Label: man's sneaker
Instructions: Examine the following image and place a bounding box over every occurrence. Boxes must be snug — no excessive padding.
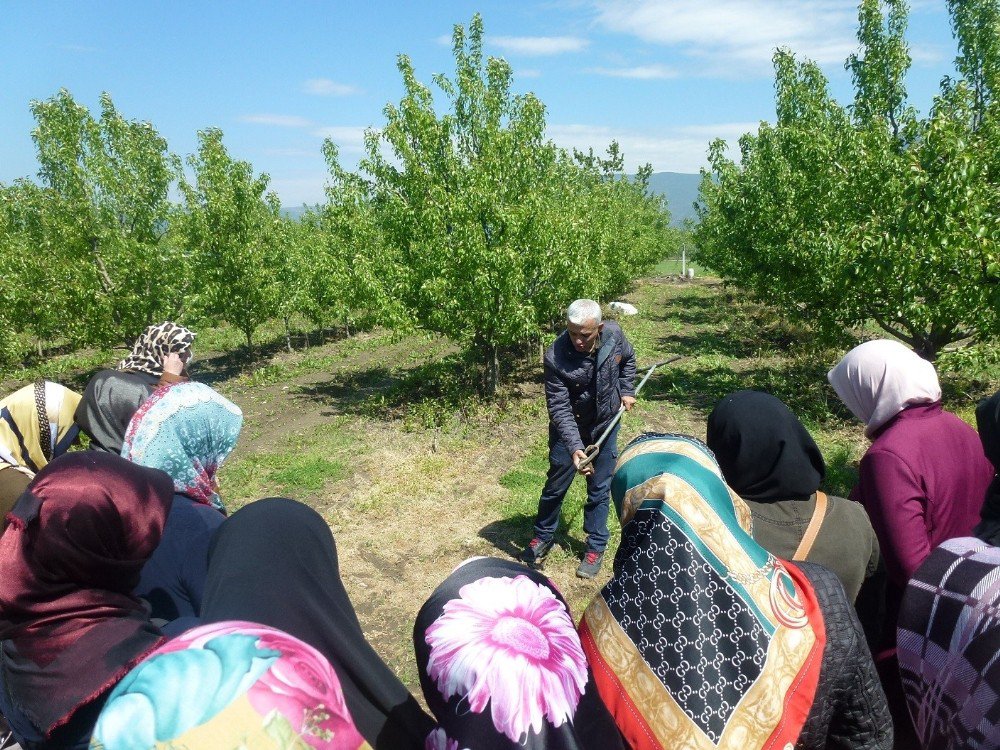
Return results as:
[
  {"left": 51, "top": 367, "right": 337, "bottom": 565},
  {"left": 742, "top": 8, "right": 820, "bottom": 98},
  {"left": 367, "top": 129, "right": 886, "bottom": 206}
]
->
[
  {"left": 576, "top": 550, "right": 605, "bottom": 579},
  {"left": 520, "top": 537, "right": 553, "bottom": 566}
]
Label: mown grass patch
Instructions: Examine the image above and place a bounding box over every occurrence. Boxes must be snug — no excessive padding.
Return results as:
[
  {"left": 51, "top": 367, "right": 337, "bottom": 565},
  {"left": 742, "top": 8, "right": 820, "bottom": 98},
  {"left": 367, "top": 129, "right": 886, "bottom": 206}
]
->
[
  {"left": 221, "top": 417, "right": 359, "bottom": 509},
  {"left": 222, "top": 452, "right": 348, "bottom": 509}
]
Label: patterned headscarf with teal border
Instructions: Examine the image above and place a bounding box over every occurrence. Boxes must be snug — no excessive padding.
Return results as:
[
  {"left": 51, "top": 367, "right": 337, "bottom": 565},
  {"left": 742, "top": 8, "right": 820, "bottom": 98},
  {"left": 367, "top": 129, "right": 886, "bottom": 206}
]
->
[
  {"left": 122, "top": 382, "right": 242, "bottom": 512},
  {"left": 579, "top": 432, "right": 823, "bottom": 749}
]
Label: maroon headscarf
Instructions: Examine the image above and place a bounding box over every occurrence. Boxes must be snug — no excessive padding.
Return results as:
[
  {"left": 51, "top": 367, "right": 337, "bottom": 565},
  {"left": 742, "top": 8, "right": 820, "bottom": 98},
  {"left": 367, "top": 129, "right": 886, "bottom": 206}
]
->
[{"left": 0, "top": 452, "right": 172, "bottom": 737}]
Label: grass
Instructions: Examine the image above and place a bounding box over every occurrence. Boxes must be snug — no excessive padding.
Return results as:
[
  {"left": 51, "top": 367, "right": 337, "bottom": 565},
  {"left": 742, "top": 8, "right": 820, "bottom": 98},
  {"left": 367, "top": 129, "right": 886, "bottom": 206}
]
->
[
  {"left": 221, "top": 418, "right": 359, "bottom": 510},
  {"left": 652, "top": 257, "right": 703, "bottom": 277}
]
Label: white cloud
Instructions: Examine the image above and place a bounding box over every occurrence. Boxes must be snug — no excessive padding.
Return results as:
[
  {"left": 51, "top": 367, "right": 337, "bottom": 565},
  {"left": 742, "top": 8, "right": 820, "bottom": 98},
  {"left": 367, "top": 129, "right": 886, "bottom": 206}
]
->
[
  {"left": 240, "top": 114, "right": 314, "bottom": 128},
  {"left": 909, "top": 43, "right": 948, "bottom": 67},
  {"left": 587, "top": 63, "right": 677, "bottom": 79},
  {"left": 311, "top": 126, "right": 370, "bottom": 154},
  {"left": 302, "top": 78, "right": 360, "bottom": 96},
  {"left": 546, "top": 121, "right": 763, "bottom": 173},
  {"left": 517, "top": 68, "right": 543, "bottom": 78},
  {"left": 593, "top": 0, "right": 860, "bottom": 74},
  {"left": 491, "top": 35, "right": 589, "bottom": 56}
]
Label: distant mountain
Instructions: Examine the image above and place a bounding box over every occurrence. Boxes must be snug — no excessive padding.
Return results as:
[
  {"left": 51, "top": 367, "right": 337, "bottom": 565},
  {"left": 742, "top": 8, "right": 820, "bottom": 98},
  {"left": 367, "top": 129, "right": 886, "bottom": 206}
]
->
[
  {"left": 281, "top": 171, "right": 702, "bottom": 227},
  {"left": 280, "top": 205, "right": 316, "bottom": 220},
  {"left": 644, "top": 171, "right": 702, "bottom": 227}
]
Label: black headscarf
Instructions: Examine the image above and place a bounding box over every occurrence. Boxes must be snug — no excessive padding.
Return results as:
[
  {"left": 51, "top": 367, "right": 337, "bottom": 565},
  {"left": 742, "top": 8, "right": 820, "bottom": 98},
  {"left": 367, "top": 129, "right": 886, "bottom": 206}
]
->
[
  {"left": 414, "top": 556, "right": 624, "bottom": 750},
  {"left": 201, "top": 497, "right": 434, "bottom": 750},
  {"left": 974, "top": 392, "right": 1000, "bottom": 545},
  {"left": 706, "top": 390, "right": 825, "bottom": 502}
]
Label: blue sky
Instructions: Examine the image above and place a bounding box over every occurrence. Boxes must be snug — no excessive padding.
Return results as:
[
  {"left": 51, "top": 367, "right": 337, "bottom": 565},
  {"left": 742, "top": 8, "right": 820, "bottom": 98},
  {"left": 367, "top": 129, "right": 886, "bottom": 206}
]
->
[{"left": 2, "top": 1, "right": 958, "bottom": 206}]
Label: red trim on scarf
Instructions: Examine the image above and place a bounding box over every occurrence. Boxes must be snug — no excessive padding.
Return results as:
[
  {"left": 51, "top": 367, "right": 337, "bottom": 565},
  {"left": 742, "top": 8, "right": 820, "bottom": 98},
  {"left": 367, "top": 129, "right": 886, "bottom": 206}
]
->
[
  {"left": 578, "top": 617, "right": 664, "bottom": 750},
  {"left": 760, "top": 560, "right": 827, "bottom": 750},
  {"left": 45, "top": 635, "right": 166, "bottom": 737}
]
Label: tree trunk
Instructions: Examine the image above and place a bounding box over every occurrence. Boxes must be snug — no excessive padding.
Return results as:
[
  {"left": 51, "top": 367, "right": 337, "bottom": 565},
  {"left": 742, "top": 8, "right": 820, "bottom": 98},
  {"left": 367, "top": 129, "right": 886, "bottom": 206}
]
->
[
  {"left": 485, "top": 341, "right": 499, "bottom": 396},
  {"left": 283, "top": 316, "right": 293, "bottom": 353},
  {"left": 243, "top": 327, "right": 255, "bottom": 359}
]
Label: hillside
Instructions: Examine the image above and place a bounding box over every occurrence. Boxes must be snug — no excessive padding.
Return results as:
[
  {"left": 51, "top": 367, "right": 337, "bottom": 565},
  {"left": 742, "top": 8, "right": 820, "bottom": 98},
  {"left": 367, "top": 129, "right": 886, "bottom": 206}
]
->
[{"left": 646, "top": 171, "right": 701, "bottom": 226}]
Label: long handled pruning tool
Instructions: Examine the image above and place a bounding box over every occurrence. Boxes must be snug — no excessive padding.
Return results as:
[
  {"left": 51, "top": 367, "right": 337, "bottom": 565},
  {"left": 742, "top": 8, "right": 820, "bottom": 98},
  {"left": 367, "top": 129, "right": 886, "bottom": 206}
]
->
[{"left": 576, "top": 355, "right": 682, "bottom": 471}]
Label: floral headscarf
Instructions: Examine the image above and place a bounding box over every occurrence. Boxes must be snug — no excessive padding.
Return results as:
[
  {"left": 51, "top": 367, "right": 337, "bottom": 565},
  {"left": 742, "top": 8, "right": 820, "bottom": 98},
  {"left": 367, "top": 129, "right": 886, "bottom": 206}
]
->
[
  {"left": 122, "top": 382, "right": 242, "bottom": 511},
  {"left": 827, "top": 339, "right": 940, "bottom": 437},
  {"left": 117, "top": 321, "right": 195, "bottom": 377},
  {"left": 90, "top": 621, "right": 368, "bottom": 750},
  {"left": 413, "top": 557, "right": 624, "bottom": 750},
  {"left": 579, "top": 433, "right": 825, "bottom": 750},
  {"left": 0, "top": 380, "right": 81, "bottom": 477}
]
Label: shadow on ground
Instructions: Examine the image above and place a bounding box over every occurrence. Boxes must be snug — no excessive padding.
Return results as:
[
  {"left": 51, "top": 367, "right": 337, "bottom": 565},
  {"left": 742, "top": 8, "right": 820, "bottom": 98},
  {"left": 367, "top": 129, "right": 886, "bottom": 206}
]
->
[
  {"left": 194, "top": 327, "right": 358, "bottom": 386},
  {"left": 295, "top": 353, "right": 542, "bottom": 423},
  {"left": 642, "top": 357, "right": 855, "bottom": 425},
  {"left": 478, "top": 515, "right": 590, "bottom": 560}
]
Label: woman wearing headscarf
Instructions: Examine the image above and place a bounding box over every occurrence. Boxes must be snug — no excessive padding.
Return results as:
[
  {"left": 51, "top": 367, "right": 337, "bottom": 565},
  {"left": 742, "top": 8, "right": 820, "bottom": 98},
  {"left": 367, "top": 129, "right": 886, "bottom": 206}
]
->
[
  {"left": 579, "top": 433, "right": 891, "bottom": 750},
  {"left": 0, "top": 380, "right": 81, "bottom": 523},
  {"left": 827, "top": 342, "right": 994, "bottom": 618},
  {"left": 75, "top": 321, "right": 195, "bottom": 454},
  {"left": 828, "top": 340, "right": 992, "bottom": 595},
  {"left": 414, "top": 556, "right": 624, "bottom": 750},
  {"left": 200, "top": 498, "right": 434, "bottom": 750},
  {"left": 706, "top": 390, "right": 880, "bottom": 603},
  {"left": 121, "top": 381, "right": 243, "bottom": 628},
  {"left": 896, "top": 537, "right": 1000, "bottom": 750},
  {"left": 974, "top": 391, "right": 1000, "bottom": 545},
  {"left": 89, "top": 620, "right": 369, "bottom": 749},
  {"left": 0, "top": 452, "right": 173, "bottom": 749},
  {"left": 828, "top": 339, "right": 993, "bottom": 747}
]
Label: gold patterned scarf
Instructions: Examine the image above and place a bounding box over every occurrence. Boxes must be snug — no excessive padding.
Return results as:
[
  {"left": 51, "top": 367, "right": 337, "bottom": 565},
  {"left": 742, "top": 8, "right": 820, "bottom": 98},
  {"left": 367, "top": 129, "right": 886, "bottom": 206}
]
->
[{"left": 579, "top": 434, "right": 825, "bottom": 750}]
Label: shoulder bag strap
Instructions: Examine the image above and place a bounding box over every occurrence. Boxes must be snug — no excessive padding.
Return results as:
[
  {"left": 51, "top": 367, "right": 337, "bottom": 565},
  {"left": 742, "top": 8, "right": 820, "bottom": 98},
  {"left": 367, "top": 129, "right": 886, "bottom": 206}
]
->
[{"left": 792, "top": 491, "right": 828, "bottom": 561}]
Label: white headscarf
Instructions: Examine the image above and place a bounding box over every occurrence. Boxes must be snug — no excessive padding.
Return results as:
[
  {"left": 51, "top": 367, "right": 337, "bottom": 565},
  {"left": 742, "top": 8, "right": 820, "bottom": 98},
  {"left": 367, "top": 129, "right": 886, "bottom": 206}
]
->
[{"left": 828, "top": 339, "right": 941, "bottom": 437}]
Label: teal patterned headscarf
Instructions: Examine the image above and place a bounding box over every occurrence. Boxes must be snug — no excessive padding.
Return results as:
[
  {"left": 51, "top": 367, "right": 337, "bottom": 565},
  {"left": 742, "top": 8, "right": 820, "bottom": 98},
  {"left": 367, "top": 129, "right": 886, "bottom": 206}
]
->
[{"left": 121, "top": 382, "right": 242, "bottom": 512}]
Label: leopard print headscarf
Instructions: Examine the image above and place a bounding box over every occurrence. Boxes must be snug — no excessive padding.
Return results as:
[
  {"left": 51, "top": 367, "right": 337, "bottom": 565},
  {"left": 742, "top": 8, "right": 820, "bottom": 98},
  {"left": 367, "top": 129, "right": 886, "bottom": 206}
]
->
[{"left": 117, "top": 321, "right": 196, "bottom": 377}]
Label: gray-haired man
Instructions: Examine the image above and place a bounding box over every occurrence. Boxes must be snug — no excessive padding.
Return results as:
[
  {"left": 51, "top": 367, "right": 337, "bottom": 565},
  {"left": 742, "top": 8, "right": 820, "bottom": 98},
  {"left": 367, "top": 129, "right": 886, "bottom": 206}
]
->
[{"left": 521, "top": 299, "right": 636, "bottom": 578}]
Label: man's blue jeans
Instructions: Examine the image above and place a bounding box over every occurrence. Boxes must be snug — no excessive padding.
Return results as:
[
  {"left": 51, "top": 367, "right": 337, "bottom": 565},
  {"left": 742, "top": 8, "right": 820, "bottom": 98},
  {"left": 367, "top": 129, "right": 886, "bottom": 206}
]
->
[{"left": 532, "top": 423, "right": 618, "bottom": 553}]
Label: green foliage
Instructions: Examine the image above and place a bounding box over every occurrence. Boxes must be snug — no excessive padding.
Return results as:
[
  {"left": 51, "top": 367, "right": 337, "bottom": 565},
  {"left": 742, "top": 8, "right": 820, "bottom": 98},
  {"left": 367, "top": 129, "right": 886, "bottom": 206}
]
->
[
  {"left": 325, "top": 14, "right": 673, "bottom": 393},
  {"left": 696, "top": 0, "right": 1000, "bottom": 359},
  {"left": 1, "top": 90, "right": 184, "bottom": 355},
  {"left": 179, "top": 128, "right": 284, "bottom": 351},
  {"left": 0, "top": 23, "right": 672, "bottom": 385}
]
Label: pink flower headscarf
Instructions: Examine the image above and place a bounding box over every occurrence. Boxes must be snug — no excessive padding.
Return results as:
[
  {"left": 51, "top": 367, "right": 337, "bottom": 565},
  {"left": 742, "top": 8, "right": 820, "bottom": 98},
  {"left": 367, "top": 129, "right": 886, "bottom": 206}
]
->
[
  {"left": 413, "top": 557, "right": 624, "bottom": 750},
  {"left": 828, "top": 339, "right": 941, "bottom": 437}
]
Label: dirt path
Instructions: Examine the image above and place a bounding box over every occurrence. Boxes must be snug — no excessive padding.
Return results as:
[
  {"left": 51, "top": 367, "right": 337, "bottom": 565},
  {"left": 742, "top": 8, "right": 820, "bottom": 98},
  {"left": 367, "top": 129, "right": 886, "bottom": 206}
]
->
[{"left": 206, "top": 281, "right": 704, "bottom": 694}]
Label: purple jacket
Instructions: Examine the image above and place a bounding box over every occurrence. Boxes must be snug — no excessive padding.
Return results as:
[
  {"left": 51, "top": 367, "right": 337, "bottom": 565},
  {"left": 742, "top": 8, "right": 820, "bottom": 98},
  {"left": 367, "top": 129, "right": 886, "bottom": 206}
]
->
[{"left": 851, "top": 402, "right": 993, "bottom": 649}]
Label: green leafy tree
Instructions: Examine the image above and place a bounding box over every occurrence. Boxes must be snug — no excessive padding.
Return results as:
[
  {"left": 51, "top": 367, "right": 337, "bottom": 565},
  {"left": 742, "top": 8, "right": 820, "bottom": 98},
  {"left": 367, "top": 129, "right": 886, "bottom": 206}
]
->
[
  {"left": 179, "top": 128, "right": 282, "bottom": 352},
  {"left": 334, "top": 15, "right": 672, "bottom": 392},
  {"left": 320, "top": 141, "right": 408, "bottom": 335},
  {"left": 696, "top": 0, "right": 1000, "bottom": 359},
  {"left": 25, "top": 89, "right": 184, "bottom": 346}
]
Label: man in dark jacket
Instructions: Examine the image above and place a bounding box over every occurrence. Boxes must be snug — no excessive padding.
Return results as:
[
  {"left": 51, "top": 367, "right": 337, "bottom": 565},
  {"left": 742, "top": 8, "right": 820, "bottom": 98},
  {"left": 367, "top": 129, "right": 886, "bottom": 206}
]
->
[{"left": 521, "top": 299, "right": 636, "bottom": 578}]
